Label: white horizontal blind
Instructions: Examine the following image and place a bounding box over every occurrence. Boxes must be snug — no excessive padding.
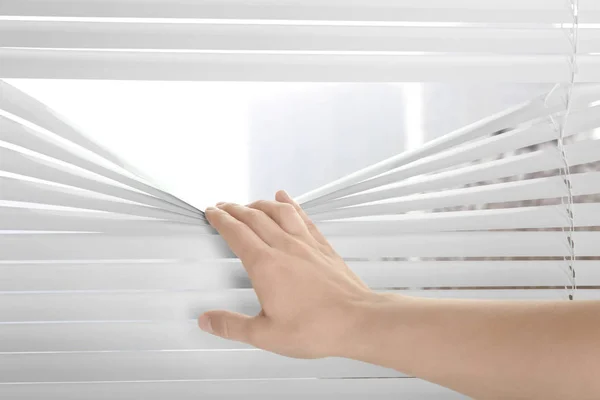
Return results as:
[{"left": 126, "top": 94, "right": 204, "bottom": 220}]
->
[
  {"left": 2, "top": 80, "right": 600, "bottom": 398},
  {"left": 1, "top": 1, "right": 600, "bottom": 399},
  {"left": 0, "top": 0, "right": 598, "bottom": 81}
]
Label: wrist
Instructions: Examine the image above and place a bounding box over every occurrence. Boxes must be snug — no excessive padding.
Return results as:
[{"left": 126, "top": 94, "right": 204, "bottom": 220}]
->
[{"left": 334, "top": 291, "right": 411, "bottom": 361}]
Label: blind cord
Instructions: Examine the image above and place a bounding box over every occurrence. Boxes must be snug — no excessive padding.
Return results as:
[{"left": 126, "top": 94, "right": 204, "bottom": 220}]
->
[{"left": 545, "top": 0, "right": 580, "bottom": 300}]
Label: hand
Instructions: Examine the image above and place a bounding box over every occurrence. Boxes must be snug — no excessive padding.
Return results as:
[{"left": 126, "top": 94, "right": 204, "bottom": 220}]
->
[
  {"left": 199, "top": 190, "right": 377, "bottom": 359},
  {"left": 199, "top": 192, "right": 600, "bottom": 400}
]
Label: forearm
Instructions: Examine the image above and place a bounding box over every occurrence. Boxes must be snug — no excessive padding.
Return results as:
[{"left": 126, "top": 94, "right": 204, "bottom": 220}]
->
[{"left": 344, "top": 294, "right": 600, "bottom": 400}]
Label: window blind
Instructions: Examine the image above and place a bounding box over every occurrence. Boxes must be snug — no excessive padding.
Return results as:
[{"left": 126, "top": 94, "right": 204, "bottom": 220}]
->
[
  {"left": 1, "top": 1, "right": 600, "bottom": 399},
  {"left": 0, "top": 0, "right": 598, "bottom": 82}
]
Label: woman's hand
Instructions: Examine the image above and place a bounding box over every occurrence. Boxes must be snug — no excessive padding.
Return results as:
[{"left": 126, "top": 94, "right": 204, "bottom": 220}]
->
[
  {"left": 199, "top": 190, "right": 377, "bottom": 359},
  {"left": 200, "top": 191, "right": 600, "bottom": 400}
]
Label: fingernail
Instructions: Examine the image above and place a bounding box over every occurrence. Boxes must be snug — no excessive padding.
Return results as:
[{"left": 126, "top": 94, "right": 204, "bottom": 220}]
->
[
  {"left": 198, "top": 315, "right": 213, "bottom": 333},
  {"left": 216, "top": 202, "right": 226, "bottom": 206},
  {"left": 279, "top": 190, "right": 291, "bottom": 201},
  {"left": 205, "top": 207, "right": 218, "bottom": 213}
]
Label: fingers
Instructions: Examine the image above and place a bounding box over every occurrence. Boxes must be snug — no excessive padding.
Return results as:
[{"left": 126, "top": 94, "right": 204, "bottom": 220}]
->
[
  {"left": 216, "top": 202, "right": 291, "bottom": 248},
  {"left": 275, "top": 190, "right": 331, "bottom": 248},
  {"left": 199, "top": 311, "right": 266, "bottom": 346},
  {"left": 205, "top": 207, "right": 269, "bottom": 266},
  {"left": 248, "top": 199, "right": 313, "bottom": 241}
]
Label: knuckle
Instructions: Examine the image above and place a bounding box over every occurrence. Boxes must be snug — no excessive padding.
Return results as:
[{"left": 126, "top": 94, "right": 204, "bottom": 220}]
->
[
  {"left": 279, "top": 203, "right": 296, "bottom": 215},
  {"left": 304, "top": 217, "right": 316, "bottom": 227},
  {"left": 244, "top": 208, "right": 265, "bottom": 224},
  {"left": 249, "top": 199, "right": 267, "bottom": 209},
  {"left": 276, "top": 203, "right": 296, "bottom": 221},
  {"left": 261, "top": 200, "right": 279, "bottom": 214}
]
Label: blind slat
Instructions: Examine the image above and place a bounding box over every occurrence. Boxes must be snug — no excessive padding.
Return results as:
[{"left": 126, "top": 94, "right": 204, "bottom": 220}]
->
[
  {"left": 1, "top": 260, "right": 599, "bottom": 293},
  {"left": 0, "top": 0, "right": 572, "bottom": 23},
  {"left": 0, "top": 350, "right": 404, "bottom": 382},
  {"left": 3, "top": 48, "right": 596, "bottom": 82},
  {"left": 4, "top": 202, "right": 600, "bottom": 235},
  {"left": 1, "top": 290, "right": 598, "bottom": 324},
  {"left": 317, "top": 203, "right": 600, "bottom": 233},
  {"left": 5, "top": 202, "right": 600, "bottom": 234},
  {"left": 0, "top": 378, "right": 464, "bottom": 400},
  {"left": 9, "top": 22, "right": 600, "bottom": 56},
  {"left": 0, "top": 207, "right": 206, "bottom": 234},
  {"left": 0, "top": 21, "right": 575, "bottom": 55},
  {"left": 1, "top": 232, "right": 598, "bottom": 261}
]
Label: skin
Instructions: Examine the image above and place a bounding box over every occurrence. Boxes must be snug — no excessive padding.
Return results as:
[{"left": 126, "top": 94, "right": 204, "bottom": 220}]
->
[{"left": 199, "top": 190, "right": 600, "bottom": 400}]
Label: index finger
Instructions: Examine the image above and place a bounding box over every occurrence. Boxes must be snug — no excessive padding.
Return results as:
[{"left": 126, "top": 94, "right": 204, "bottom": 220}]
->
[{"left": 205, "top": 207, "right": 270, "bottom": 267}]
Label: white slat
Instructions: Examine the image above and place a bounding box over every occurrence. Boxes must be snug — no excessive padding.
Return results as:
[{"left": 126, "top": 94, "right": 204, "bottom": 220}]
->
[
  {"left": 0, "top": 320, "right": 251, "bottom": 353},
  {"left": 305, "top": 138, "right": 600, "bottom": 212},
  {"left": 0, "top": 21, "right": 574, "bottom": 55},
  {"left": 0, "top": 378, "right": 466, "bottom": 400},
  {"left": 0, "top": 351, "right": 403, "bottom": 382},
  {"left": 1, "top": 232, "right": 598, "bottom": 261},
  {"left": 0, "top": 146, "right": 206, "bottom": 220},
  {"left": 0, "top": 232, "right": 233, "bottom": 261},
  {"left": 6, "top": 202, "right": 600, "bottom": 234},
  {"left": 0, "top": 0, "right": 572, "bottom": 23},
  {"left": 0, "top": 207, "right": 207, "bottom": 234},
  {"left": 316, "top": 203, "right": 600, "bottom": 233},
  {"left": 1, "top": 48, "right": 590, "bottom": 82},
  {"left": 0, "top": 177, "right": 203, "bottom": 224},
  {"left": 580, "top": 0, "right": 600, "bottom": 23},
  {"left": 1, "top": 290, "right": 598, "bottom": 324},
  {"left": 2, "top": 260, "right": 599, "bottom": 293}
]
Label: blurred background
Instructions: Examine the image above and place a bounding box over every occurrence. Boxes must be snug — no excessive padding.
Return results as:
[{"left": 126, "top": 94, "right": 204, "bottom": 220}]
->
[{"left": 6, "top": 80, "right": 551, "bottom": 209}]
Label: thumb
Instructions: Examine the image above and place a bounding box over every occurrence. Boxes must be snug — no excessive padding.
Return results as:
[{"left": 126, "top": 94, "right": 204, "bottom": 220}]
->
[{"left": 198, "top": 310, "right": 261, "bottom": 344}]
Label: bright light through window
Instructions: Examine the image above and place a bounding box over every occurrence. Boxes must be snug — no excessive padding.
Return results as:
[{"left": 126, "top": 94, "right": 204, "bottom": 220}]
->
[
  {"left": 6, "top": 80, "right": 263, "bottom": 209},
  {"left": 6, "top": 80, "right": 541, "bottom": 211}
]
